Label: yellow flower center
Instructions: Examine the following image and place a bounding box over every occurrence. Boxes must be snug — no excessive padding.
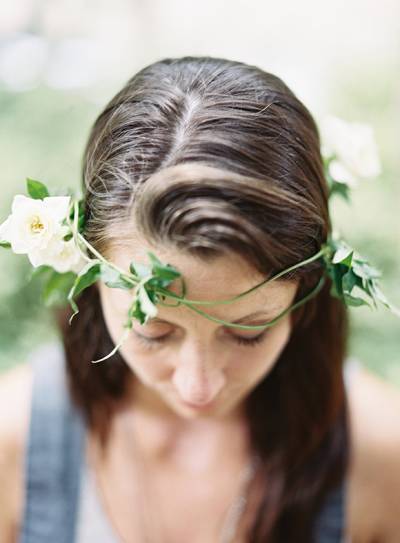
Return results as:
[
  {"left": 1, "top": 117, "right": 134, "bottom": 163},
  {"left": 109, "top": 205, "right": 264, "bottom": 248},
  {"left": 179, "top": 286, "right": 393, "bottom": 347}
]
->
[{"left": 30, "top": 215, "right": 45, "bottom": 234}]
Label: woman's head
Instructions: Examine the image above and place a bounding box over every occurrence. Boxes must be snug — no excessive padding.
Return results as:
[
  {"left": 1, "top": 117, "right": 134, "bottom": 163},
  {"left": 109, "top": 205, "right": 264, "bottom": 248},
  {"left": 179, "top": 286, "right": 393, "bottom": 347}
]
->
[
  {"left": 60, "top": 56, "right": 349, "bottom": 540},
  {"left": 98, "top": 222, "right": 298, "bottom": 419}
]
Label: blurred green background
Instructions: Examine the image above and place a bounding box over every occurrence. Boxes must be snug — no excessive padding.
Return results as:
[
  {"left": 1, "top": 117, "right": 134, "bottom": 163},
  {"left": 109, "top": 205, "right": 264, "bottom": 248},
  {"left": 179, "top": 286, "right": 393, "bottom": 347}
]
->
[{"left": 0, "top": 0, "right": 399, "bottom": 384}]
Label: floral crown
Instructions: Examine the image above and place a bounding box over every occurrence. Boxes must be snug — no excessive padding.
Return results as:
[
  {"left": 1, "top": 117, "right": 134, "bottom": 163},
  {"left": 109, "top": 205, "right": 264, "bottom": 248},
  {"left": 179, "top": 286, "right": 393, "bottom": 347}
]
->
[{"left": 1, "top": 115, "right": 399, "bottom": 363}]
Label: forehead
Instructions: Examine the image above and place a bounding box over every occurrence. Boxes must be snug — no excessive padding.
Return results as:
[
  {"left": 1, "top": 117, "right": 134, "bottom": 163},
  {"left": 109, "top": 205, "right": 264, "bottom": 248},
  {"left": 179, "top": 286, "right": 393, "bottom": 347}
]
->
[{"left": 107, "top": 239, "right": 298, "bottom": 311}]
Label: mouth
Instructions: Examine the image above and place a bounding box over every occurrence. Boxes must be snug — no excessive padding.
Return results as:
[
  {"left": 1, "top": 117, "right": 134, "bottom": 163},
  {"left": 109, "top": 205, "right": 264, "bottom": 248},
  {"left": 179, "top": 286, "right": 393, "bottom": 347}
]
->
[{"left": 181, "top": 399, "right": 216, "bottom": 410}]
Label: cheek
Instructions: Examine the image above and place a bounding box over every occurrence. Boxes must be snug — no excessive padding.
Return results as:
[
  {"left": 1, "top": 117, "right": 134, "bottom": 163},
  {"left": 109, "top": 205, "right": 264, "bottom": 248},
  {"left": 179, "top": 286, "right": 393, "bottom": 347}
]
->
[
  {"left": 99, "top": 284, "right": 293, "bottom": 390},
  {"left": 98, "top": 288, "right": 165, "bottom": 383},
  {"left": 119, "top": 342, "right": 171, "bottom": 385},
  {"left": 226, "top": 318, "right": 292, "bottom": 386},
  {"left": 98, "top": 286, "right": 130, "bottom": 339}
]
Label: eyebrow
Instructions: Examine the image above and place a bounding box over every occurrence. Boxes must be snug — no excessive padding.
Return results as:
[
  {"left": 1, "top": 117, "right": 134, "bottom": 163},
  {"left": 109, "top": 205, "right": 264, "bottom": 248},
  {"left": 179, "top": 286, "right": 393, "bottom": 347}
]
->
[{"left": 148, "top": 310, "right": 277, "bottom": 326}]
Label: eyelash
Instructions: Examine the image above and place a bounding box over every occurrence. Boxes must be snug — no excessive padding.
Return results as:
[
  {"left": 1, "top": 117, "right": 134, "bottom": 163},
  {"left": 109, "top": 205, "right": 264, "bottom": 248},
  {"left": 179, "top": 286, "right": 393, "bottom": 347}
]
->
[{"left": 134, "top": 331, "right": 268, "bottom": 349}]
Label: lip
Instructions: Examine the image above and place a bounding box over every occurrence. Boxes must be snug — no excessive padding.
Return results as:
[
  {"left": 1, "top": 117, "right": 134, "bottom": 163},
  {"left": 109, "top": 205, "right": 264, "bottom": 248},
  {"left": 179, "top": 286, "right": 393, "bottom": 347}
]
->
[{"left": 181, "top": 399, "right": 215, "bottom": 410}]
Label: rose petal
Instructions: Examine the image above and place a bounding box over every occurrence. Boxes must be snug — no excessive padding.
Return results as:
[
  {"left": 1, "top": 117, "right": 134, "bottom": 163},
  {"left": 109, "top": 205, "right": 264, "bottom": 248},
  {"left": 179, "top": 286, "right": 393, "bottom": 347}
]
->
[
  {"left": 329, "top": 160, "right": 359, "bottom": 187},
  {"left": 27, "top": 249, "right": 48, "bottom": 268},
  {"left": 0, "top": 215, "right": 12, "bottom": 242},
  {"left": 320, "top": 115, "right": 381, "bottom": 183},
  {"left": 43, "top": 196, "right": 71, "bottom": 222},
  {"left": 11, "top": 194, "right": 37, "bottom": 214}
]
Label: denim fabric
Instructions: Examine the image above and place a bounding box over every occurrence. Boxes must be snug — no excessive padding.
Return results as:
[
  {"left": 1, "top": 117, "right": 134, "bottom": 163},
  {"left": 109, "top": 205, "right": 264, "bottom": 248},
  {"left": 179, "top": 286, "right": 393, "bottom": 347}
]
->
[
  {"left": 19, "top": 343, "right": 84, "bottom": 543},
  {"left": 19, "top": 342, "right": 348, "bottom": 542}
]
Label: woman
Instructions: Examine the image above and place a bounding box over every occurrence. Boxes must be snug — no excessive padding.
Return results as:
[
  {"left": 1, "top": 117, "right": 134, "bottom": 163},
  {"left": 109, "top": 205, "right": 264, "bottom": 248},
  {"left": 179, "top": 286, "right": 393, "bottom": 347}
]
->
[{"left": 1, "top": 56, "right": 400, "bottom": 542}]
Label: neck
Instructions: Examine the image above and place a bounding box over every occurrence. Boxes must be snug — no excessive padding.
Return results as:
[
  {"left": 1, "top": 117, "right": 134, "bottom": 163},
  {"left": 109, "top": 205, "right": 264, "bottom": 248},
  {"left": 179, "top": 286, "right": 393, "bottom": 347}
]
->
[{"left": 115, "top": 375, "right": 250, "bottom": 467}]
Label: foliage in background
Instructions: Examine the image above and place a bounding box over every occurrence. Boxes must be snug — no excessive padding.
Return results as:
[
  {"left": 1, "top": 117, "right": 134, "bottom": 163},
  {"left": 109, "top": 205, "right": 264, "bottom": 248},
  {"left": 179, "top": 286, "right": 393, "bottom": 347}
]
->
[
  {"left": 326, "top": 63, "right": 400, "bottom": 384},
  {"left": 0, "top": 86, "right": 98, "bottom": 371}
]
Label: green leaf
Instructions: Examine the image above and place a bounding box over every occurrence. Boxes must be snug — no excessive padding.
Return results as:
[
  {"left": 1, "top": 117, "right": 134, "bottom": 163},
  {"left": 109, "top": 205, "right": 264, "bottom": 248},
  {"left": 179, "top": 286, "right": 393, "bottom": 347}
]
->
[
  {"left": 26, "top": 178, "right": 50, "bottom": 200},
  {"left": 100, "top": 264, "right": 133, "bottom": 290},
  {"left": 146, "top": 287, "right": 159, "bottom": 305},
  {"left": 343, "top": 293, "right": 370, "bottom": 307},
  {"left": 129, "top": 261, "right": 151, "bottom": 279},
  {"left": 0, "top": 240, "right": 11, "bottom": 248},
  {"left": 128, "top": 298, "right": 147, "bottom": 324},
  {"left": 147, "top": 251, "right": 181, "bottom": 282},
  {"left": 155, "top": 265, "right": 181, "bottom": 282},
  {"left": 352, "top": 260, "right": 381, "bottom": 280},
  {"left": 42, "top": 271, "right": 76, "bottom": 307},
  {"left": 147, "top": 251, "right": 163, "bottom": 268},
  {"left": 70, "top": 261, "right": 101, "bottom": 298},
  {"left": 328, "top": 264, "right": 345, "bottom": 297},
  {"left": 27, "top": 264, "right": 53, "bottom": 283},
  {"left": 146, "top": 276, "right": 174, "bottom": 289},
  {"left": 332, "top": 245, "right": 353, "bottom": 266},
  {"left": 329, "top": 180, "right": 350, "bottom": 202},
  {"left": 137, "top": 285, "right": 158, "bottom": 319},
  {"left": 76, "top": 200, "right": 86, "bottom": 233},
  {"left": 67, "top": 261, "right": 101, "bottom": 321},
  {"left": 342, "top": 269, "right": 358, "bottom": 294}
]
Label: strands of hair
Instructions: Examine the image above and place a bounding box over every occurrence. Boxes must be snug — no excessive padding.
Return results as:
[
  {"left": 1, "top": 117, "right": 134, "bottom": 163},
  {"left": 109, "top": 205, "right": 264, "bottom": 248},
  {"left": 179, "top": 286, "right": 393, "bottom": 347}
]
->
[{"left": 57, "top": 56, "right": 349, "bottom": 542}]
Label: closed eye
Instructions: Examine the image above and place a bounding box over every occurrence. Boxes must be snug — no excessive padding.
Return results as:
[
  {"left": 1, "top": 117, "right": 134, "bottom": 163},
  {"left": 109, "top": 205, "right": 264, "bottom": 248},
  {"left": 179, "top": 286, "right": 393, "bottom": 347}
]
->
[
  {"left": 133, "top": 330, "right": 269, "bottom": 349},
  {"left": 233, "top": 333, "right": 268, "bottom": 346}
]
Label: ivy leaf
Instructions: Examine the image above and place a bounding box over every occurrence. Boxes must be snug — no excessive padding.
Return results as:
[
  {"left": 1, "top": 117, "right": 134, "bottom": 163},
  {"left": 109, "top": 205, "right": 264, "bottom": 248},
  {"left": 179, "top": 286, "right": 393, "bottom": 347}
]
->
[
  {"left": 342, "top": 269, "right": 358, "bottom": 294},
  {"left": 42, "top": 270, "right": 76, "bottom": 307},
  {"left": 26, "top": 178, "right": 50, "bottom": 200},
  {"left": 332, "top": 246, "right": 353, "bottom": 266},
  {"left": 370, "top": 284, "right": 400, "bottom": 317},
  {"left": 67, "top": 261, "right": 101, "bottom": 321},
  {"left": 343, "top": 293, "right": 370, "bottom": 307},
  {"left": 352, "top": 260, "right": 381, "bottom": 280},
  {"left": 129, "top": 261, "right": 151, "bottom": 279},
  {"left": 75, "top": 200, "right": 86, "bottom": 233},
  {"left": 100, "top": 264, "right": 133, "bottom": 290},
  {"left": 128, "top": 297, "right": 147, "bottom": 325},
  {"left": 146, "top": 286, "right": 160, "bottom": 305},
  {"left": 27, "top": 264, "right": 54, "bottom": 283},
  {"left": 147, "top": 251, "right": 181, "bottom": 282},
  {"left": 327, "top": 264, "right": 345, "bottom": 298},
  {"left": 321, "top": 232, "right": 398, "bottom": 315},
  {"left": 0, "top": 240, "right": 11, "bottom": 248},
  {"left": 329, "top": 180, "right": 350, "bottom": 202},
  {"left": 137, "top": 285, "right": 158, "bottom": 319}
]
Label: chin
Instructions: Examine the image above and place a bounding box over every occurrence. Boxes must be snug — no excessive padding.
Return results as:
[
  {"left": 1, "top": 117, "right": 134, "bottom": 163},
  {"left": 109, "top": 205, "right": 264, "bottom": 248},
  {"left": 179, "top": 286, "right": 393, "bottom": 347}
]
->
[{"left": 177, "top": 397, "right": 240, "bottom": 421}]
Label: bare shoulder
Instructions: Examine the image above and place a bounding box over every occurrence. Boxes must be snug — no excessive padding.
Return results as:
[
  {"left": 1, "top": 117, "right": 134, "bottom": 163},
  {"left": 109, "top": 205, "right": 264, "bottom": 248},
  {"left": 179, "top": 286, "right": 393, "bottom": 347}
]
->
[
  {"left": 346, "top": 364, "right": 400, "bottom": 543},
  {"left": 0, "top": 362, "right": 33, "bottom": 542}
]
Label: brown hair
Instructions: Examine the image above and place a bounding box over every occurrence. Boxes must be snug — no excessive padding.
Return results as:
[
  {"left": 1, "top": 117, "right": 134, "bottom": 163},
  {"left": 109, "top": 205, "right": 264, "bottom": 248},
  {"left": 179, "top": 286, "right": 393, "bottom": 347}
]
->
[{"left": 57, "top": 56, "right": 350, "bottom": 542}]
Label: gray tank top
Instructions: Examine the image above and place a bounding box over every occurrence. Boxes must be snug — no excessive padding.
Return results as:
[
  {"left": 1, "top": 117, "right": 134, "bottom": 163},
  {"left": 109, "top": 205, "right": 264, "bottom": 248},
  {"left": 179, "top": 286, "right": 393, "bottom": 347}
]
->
[{"left": 18, "top": 342, "right": 352, "bottom": 543}]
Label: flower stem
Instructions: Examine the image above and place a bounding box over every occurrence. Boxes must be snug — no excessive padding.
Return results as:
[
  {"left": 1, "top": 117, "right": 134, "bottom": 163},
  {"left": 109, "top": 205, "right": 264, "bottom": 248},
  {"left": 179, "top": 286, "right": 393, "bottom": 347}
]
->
[
  {"left": 180, "top": 275, "right": 326, "bottom": 330},
  {"left": 67, "top": 201, "right": 92, "bottom": 264},
  {"left": 66, "top": 199, "right": 136, "bottom": 285},
  {"left": 152, "top": 247, "right": 327, "bottom": 307}
]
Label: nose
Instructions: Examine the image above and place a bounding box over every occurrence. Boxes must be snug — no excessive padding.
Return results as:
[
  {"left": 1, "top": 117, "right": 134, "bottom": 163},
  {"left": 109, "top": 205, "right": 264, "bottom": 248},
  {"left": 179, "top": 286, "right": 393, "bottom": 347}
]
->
[{"left": 171, "top": 341, "right": 226, "bottom": 406}]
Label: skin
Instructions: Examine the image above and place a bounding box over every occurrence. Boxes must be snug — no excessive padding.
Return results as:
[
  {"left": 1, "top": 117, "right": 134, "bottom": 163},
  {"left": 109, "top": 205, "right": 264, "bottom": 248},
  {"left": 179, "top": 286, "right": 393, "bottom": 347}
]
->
[
  {"left": 1, "top": 241, "right": 400, "bottom": 541},
  {"left": 98, "top": 241, "right": 299, "bottom": 424},
  {"left": 96, "top": 242, "right": 300, "bottom": 541}
]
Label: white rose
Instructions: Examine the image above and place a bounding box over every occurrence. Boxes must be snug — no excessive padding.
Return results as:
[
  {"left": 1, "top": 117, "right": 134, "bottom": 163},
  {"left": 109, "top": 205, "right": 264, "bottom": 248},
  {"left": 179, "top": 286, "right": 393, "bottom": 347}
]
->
[
  {"left": 29, "top": 236, "right": 87, "bottom": 274},
  {"left": 0, "top": 193, "right": 86, "bottom": 274},
  {"left": 0, "top": 194, "right": 71, "bottom": 253},
  {"left": 320, "top": 115, "right": 381, "bottom": 187}
]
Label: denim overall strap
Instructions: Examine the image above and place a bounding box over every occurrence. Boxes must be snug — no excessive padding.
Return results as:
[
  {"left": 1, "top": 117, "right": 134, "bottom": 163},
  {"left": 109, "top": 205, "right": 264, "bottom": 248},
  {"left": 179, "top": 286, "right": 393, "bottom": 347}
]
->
[
  {"left": 19, "top": 343, "right": 85, "bottom": 543},
  {"left": 313, "top": 480, "right": 348, "bottom": 543}
]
